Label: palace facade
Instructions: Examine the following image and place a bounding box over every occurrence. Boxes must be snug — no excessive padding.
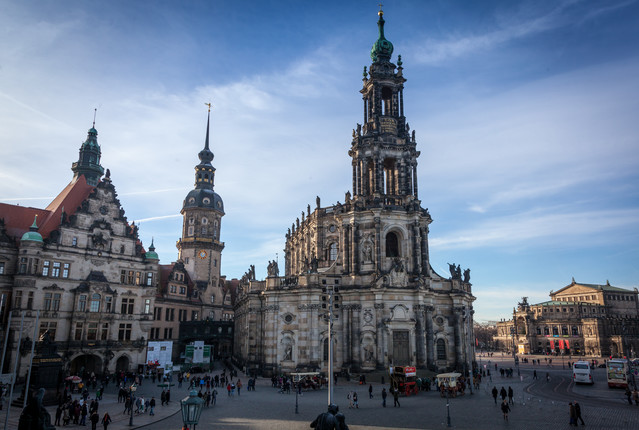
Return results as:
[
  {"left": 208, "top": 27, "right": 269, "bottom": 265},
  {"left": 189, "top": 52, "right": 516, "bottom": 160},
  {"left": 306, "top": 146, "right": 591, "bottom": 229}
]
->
[
  {"left": 233, "top": 10, "right": 476, "bottom": 376},
  {"left": 494, "top": 279, "right": 639, "bottom": 357}
]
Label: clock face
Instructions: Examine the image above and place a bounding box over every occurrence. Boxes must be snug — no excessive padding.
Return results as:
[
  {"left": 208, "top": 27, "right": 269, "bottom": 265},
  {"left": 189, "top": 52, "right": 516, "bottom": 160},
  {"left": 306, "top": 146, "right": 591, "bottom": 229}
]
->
[{"left": 198, "top": 250, "right": 208, "bottom": 259}]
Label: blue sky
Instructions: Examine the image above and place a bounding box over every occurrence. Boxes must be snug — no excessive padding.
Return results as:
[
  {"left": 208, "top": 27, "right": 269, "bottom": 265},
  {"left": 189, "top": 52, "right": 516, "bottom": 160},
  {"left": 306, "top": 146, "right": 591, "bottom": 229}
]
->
[{"left": 1, "top": 0, "right": 638, "bottom": 322}]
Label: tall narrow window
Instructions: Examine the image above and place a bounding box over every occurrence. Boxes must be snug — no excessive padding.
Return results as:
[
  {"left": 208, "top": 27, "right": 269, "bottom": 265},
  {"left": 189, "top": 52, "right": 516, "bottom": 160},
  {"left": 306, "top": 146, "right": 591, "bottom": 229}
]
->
[
  {"left": 436, "top": 338, "right": 446, "bottom": 360},
  {"left": 121, "top": 298, "right": 134, "bottom": 315},
  {"left": 90, "top": 294, "right": 101, "bottom": 312},
  {"left": 19, "top": 257, "right": 27, "bottom": 274},
  {"left": 62, "top": 263, "right": 70, "bottom": 278},
  {"left": 74, "top": 322, "right": 83, "bottom": 340},
  {"left": 44, "top": 293, "right": 52, "bottom": 311},
  {"left": 385, "top": 232, "right": 400, "bottom": 257},
  {"left": 104, "top": 296, "right": 112, "bottom": 312},
  {"left": 42, "top": 261, "right": 50, "bottom": 276},
  {"left": 118, "top": 323, "right": 132, "bottom": 341},
  {"left": 52, "top": 293, "right": 61, "bottom": 311},
  {"left": 52, "top": 262, "right": 61, "bottom": 277},
  {"left": 329, "top": 243, "right": 337, "bottom": 261},
  {"left": 78, "top": 295, "right": 87, "bottom": 312},
  {"left": 27, "top": 292, "right": 34, "bottom": 310},
  {"left": 14, "top": 290, "right": 23, "bottom": 308},
  {"left": 135, "top": 272, "right": 141, "bottom": 285},
  {"left": 120, "top": 270, "right": 127, "bottom": 284},
  {"left": 146, "top": 272, "right": 153, "bottom": 286},
  {"left": 144, "top": 299, "right": 151, "bottom": 315},
  {"left": 101, "top": 323, "right": 109, "bottom": 340}
]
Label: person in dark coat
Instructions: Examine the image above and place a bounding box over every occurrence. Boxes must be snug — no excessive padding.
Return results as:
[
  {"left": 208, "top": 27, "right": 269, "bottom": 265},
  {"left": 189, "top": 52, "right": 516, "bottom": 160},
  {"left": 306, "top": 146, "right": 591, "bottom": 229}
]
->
[
  {"left": 310, "top": 403, "right": 338, "bottom": 429},
  {"left": 492, "top": 386, "right": 498, "bottom": 404},
  {"left": 381, "top": 388, "right": 387, "bottom": 407},
  {"left": 335, "top": 412, "right": 349, "bottom": 430},
  {"left": 569, "top": 402, "right": 577, "bottom": 426},
  {"left": 574, "top": 400, "right": 585, "bottom": 425},
  {"left": 499, "top": 386, "right": 507, "bottom": 402},
  {"left": 392, "top": 388, "right": 400, "bottom": 407},
  {"left": 90, "top": 411, "right": 100, "bottom": 430},
  {"left": 368, "top": 384, "right": 373, "bottom": 399},
  {"left": 101, "top": 412, "right": 112, "bottom": 430},
  {"left": 501, "top": 400, "right": 510, "bottom": 421},
  {"left": 507, "top": 386, "right": 514, "bottom": 404}
]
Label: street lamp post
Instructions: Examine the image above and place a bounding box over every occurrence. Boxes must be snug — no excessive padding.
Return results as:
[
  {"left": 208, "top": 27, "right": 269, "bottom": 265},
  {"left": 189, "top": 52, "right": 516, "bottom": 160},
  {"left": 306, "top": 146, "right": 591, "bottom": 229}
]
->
[
  {"left": 128, "top": 384, "right": 137, "bottom": 426},
  {"left": 181, "top": 389, "right": 205, "bottom": 430}
]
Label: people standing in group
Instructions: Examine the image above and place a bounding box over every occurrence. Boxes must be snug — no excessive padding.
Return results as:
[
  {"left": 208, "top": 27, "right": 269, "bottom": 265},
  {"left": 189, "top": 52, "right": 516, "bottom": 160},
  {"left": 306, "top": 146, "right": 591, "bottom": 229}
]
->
[
  {"left": 381, "top": 388, "right": 387, "bottom": 407},
  {"left": 573, "top": 400, "right": 585, "bottom": 426}
]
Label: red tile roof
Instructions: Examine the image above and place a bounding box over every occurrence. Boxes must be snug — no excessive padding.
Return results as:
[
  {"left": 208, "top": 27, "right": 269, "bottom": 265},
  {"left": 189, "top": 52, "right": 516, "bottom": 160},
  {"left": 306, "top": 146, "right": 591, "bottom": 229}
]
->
[{"left": 0, "top": 176, "right": 95, "bottom": 241}]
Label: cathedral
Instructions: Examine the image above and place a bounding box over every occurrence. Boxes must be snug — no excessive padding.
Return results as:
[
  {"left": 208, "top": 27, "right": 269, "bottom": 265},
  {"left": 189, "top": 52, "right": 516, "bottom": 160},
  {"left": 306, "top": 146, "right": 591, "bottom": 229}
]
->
[{"left": 233, "top": 10, "right": 476, "bottom": 376}]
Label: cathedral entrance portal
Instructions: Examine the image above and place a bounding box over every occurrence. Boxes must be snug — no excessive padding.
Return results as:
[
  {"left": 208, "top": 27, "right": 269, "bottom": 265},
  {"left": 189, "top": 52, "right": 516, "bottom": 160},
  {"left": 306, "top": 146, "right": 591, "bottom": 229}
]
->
[{"left": 392, "top": 330, "right": 410, "bottom": 365}]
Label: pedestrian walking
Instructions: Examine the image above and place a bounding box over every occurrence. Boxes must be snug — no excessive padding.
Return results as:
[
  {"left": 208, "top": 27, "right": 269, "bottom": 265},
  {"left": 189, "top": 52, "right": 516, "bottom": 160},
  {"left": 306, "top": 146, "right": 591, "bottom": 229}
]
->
[
  {"left": 573, "top": 400, "right": 585, "bottom": 425},
  {"left": 501, "top": 400, "right": 510, "bottom": 421},
  {"left": 55, "top": 405, "right": 63, "bottom": 426},
  {"left": 368, "top": 384, "right": 373, "bottom": 399},
  {"left": 237, "top": 379, "right": 242, "bottom": 396},
  {"left": 500, "top": 386, "right": 507, "bottom": 402},
  {"left": 149, "top": 397, "right": 156, "bottom": 416},
  {"left": 160, "top": 389, "right": 166, "bottom": 406},
  {"left": 533, "top": 370, "right": 537, "bottom": 379},
  {"left": 507, "top": 386, "right": 514, "bottom": 405},
  {"left": 625, "top": 387, "right": 633, "bottom": 405},
  {"left": 569, "top": 402, "right": 577, "bottom": 426},
  {"left": 491, "top": 386, "right": 498, "bottom": 404},
  {"left": 101, "top": 412, "right": 112, "bottom": 430},
  {"left": 393, "top": 388, "right": 400, "bottom": 407},
  {"left": 90, "top": 411, "right": 100, "bottom": 430},
  {"left": 381, "top": 388, "right": 387, "bottom": 407},
  {"left": 352, "top": 391, "right": 358, "bottom": 408}
]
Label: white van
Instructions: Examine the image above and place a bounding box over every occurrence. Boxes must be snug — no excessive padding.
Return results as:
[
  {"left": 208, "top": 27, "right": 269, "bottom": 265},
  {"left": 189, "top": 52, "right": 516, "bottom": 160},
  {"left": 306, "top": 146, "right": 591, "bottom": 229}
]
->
[{"left": 573, "top": 361, "right": 593, "bottom": 384}]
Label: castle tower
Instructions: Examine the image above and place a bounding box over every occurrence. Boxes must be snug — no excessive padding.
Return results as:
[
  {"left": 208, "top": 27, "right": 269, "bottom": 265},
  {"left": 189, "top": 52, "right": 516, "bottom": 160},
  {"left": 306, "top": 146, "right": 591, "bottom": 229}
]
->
[
  {"left": 71, "top": 124, "right": 105, "bottom": 186},
  {"left": 176, "top": 106, "right": 226, "bottom": 318}
]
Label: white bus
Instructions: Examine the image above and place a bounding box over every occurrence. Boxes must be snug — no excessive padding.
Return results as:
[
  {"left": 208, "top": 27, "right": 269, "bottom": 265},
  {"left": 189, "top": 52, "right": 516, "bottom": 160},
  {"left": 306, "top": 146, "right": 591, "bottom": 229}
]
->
[{"left": 572, "top": 361, "right": 593, "bottom": 384}]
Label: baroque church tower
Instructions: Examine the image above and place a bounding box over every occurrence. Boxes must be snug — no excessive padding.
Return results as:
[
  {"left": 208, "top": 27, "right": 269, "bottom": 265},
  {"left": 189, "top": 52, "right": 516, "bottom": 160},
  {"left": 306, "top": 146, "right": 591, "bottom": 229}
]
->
[
  {"left": 176, "top": 107, "right": 226, "bottom": 319},
  {"left": 234, "top": 9, "right": 475, "bottom": 377}
]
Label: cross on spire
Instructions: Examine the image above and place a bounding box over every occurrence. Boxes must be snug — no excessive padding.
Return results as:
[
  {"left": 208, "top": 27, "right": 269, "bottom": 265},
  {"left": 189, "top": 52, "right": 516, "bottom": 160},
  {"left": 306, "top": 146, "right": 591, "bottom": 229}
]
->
[{"left": 205, "top": 102, "right": 212, "bottom": 112}]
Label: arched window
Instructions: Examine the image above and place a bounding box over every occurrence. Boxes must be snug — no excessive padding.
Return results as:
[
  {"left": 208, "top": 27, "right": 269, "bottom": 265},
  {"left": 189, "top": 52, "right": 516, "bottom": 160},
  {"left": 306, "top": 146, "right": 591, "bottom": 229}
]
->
[
  {"left": 381, "top": 86, "right": 393, "bottom": 115},
  {"left": 436, "top": 338, "right": 446, "bottom": 360},
  {"left": 90, "top": 294, "right": 101, "bottom": 312},
  {"left": 385, "top": 232, "right": 399, "bottom": 257},
  {"left": 561, "top": 326, "right": 568, "bottom": 335},
  {"left": 329, "top": 243, "right": 337, "bottom": 261},
  {"left": 201, "top": 217, "right": 208, "bottom": 225},
  {"left": 544, "top": 327, "right": 550, "bottom": 336}
]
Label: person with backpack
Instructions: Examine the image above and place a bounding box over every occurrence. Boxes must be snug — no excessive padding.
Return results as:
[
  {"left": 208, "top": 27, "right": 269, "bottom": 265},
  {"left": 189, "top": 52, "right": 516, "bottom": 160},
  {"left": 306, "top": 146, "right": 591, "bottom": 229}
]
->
[{"left": 101, "top": 412, "right": 112, "bottom": 430}]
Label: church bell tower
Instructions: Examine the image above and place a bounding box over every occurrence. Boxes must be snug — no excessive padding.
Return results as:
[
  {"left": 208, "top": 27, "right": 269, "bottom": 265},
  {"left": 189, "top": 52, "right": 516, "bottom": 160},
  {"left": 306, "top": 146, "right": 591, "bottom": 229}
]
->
[{"left": 177, "top": 105, "right": 225, "bottom": 315}]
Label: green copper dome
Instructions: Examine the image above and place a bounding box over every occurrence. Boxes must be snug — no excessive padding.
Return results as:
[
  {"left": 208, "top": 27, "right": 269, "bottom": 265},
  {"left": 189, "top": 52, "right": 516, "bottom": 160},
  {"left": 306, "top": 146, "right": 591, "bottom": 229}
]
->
[
  {"left": 21, "top": 216, "right": 43, "bottom": 243},
  {"left": 370, "top": 10, "right": 393, "bottom": 62},
  {"left": 145, "top": 239, "right": 159, "bottom": 260}
]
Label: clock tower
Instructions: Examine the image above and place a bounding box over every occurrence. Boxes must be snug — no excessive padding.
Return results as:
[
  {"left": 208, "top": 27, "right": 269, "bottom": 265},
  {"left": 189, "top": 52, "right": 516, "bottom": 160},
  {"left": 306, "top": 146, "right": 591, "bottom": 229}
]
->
[{"left": 176, "top": 106, "right": 226, "bottom": 319}]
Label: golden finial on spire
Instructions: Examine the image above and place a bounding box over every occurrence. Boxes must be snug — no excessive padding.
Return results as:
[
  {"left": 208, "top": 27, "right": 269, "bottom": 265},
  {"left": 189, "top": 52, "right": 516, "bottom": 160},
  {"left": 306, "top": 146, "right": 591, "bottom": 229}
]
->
[
  {"left": 205, "top": 102, "right": 212, "bottom": 112},
  {"left": 378, "top": 2, "right": 384, "bottom": 16}
]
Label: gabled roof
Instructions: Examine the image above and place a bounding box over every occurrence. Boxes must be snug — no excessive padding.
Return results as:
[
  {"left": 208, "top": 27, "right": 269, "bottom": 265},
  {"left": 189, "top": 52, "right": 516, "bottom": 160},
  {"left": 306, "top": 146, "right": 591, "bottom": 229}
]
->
[
  {"left": 553, "top": 280, "right": 634, "bottom": 295},
  {"left": 0, "top": 175, "right": 95, "bottom": 241}
]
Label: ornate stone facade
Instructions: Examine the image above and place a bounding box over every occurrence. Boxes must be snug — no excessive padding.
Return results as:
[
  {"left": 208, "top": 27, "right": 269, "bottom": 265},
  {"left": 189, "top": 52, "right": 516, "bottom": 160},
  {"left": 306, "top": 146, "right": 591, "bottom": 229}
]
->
[
  {"left": 233, "top": 10, "right": 475, "bottom": 376},
  {"left": 0, "top": 126, "right": 158, "bottom": 378},
  {"left": 494, "top": 280, "right": 639, "bottom": 357}
]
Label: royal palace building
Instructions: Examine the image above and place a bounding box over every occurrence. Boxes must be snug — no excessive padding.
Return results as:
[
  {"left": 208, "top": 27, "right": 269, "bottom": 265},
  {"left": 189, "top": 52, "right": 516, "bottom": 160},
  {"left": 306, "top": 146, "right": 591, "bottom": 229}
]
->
[
  {"left": 494, "top": 279, "right": 639, "bottom": 358},
  {"left": 233, "top": 10, "right": 476, "bottom": 376},
  {"left": 0, "top": 125, "right": 158, "bottom": 378}
]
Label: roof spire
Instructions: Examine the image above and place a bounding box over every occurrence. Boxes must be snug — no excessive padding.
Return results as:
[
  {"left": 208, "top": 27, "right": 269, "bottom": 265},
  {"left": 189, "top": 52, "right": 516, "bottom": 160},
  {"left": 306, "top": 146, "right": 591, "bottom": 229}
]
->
[
  {"left": 204, "top": 102, "right": 212, "bottom": 150},
  {"left": 93, "top": 108, "right": 97, "bottom": 128}
]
